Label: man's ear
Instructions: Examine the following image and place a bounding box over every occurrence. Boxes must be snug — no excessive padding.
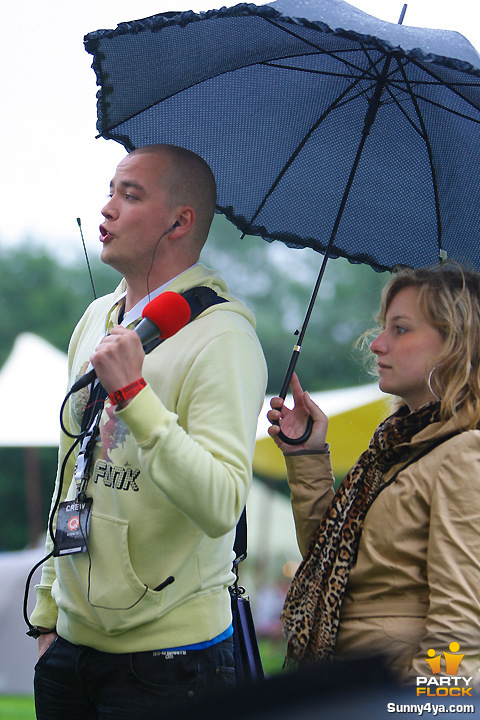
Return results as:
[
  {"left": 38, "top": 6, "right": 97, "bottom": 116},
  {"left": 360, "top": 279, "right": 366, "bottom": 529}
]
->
[
  {"left": 169, "top": 206, "right": 195, "bottom": 237},
  {"left": 166, "top": 221, "right": 180, "bottom": 233}
]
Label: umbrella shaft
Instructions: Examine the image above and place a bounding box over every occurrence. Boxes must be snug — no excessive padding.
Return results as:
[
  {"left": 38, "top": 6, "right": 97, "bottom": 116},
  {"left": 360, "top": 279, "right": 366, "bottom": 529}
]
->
[
  {"left": 279, "top": 346, "right": 301, "bottom": 399},
  {"left": 279, "top": 55, "right": 394, "bottom": 400}
]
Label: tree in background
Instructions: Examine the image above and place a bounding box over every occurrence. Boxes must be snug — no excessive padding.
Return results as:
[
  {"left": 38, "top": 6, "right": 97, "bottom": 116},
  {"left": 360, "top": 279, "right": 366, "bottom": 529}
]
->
[
  {"left": 0, "top": 242, "right": 119, "bottom": 549},
  {"left": 203, "top": 215, "right": 387, "bottom": 392},
  {"left": 0, "top": 242, "right": 118, "bottom": 368}
]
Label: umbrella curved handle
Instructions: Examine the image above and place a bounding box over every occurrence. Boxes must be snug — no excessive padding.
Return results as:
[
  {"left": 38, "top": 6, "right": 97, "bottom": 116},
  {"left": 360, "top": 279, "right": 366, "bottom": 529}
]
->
[{"left": 276, "top": 414, "right": 314, "bottom": 446}]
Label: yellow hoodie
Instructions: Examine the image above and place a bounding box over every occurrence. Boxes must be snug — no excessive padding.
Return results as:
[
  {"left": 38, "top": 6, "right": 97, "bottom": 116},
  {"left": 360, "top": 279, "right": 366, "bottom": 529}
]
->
[{"left": 31, "top": 264, "right": 267, "bottom": 652}]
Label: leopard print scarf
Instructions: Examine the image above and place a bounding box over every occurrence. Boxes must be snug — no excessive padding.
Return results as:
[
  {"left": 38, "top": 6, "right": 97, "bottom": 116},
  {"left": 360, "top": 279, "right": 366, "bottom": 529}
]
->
[{"left": 281, "top": 401, "right": 442, "bottom": 668}]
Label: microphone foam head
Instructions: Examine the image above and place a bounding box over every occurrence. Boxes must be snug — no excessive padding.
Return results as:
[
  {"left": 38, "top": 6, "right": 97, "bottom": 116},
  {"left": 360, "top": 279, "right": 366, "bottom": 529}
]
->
[{"left": 142, "top": 292, "right": 191, "bottom": 338}]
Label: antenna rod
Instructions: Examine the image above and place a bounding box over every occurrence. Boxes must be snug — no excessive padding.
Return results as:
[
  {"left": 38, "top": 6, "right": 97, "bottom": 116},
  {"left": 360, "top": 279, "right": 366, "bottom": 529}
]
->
[{"left": 77, "top": 218, "right": 97, "bottom": 299}]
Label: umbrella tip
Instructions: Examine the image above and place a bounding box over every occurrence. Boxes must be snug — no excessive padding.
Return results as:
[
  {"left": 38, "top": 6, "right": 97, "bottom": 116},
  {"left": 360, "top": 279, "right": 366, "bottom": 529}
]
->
[{"left": 398, "top": 4, "right": 407, "bottom": 24}]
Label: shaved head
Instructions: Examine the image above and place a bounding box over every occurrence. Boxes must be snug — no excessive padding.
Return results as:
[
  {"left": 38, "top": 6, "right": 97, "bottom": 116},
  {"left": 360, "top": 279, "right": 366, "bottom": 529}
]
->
[{"left": 130, "top": 144, "right": 217, "bottom": 247}]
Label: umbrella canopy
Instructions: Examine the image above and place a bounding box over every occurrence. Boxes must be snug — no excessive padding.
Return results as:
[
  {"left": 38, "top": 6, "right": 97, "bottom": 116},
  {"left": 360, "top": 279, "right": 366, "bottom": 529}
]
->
[{"left": 84, "top": 0, "right": 480, "bottom": 273}]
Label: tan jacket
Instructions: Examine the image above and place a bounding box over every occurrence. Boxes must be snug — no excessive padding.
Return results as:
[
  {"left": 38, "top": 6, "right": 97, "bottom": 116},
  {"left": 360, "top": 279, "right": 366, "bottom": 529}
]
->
[{"left": 285, "top": 413, "right": 480, "bottom": 685}]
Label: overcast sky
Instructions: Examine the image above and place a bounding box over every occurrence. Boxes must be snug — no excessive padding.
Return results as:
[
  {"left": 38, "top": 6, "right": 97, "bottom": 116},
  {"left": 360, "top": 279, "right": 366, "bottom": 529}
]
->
[{"left": 1, "top": 0, "right": 479, "bottom": 259}]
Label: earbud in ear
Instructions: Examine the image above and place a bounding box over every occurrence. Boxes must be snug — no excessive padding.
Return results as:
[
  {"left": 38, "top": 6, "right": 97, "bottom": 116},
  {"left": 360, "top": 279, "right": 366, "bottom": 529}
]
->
[{"left": 167, "top": 221, "right": 180, "bottom": 233}]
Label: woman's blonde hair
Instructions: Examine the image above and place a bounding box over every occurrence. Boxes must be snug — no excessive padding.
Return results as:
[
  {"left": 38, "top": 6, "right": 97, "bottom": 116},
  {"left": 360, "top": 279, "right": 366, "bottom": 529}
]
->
[{"left": 366, "top": 264, "right": 480, "bottom": 428}]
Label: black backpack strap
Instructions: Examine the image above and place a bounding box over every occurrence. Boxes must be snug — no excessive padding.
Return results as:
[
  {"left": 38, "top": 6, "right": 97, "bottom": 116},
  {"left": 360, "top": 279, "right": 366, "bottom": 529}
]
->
[
  {"left": 234, "top": 507, "right": 247, "bottom": 567},
  {"left": 231, "top": 507, "right": 247, "bottom": 599},
  {"left": 143, "top": 286, "right": 228, "bottom": 355},
  {"left": 181, "top": 286, "right": 228, "bottom": 319}
]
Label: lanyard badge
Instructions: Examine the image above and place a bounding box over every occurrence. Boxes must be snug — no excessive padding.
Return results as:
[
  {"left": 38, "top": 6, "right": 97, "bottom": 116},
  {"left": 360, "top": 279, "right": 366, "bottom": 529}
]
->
[
  {"left": 54, "top": 497, "right": 93, "bottom": 556},
  {"left": 54, "top": 386, "right": 102, "bottom": 556}
]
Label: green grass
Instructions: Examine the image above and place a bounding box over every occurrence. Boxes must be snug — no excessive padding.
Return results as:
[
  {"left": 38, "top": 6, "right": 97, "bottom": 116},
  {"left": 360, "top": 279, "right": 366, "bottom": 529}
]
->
[
  {"left": 258, "top": 637, "right": 286, "bottom": 677},
  {"left": 0, "top": 695, "right": 35, "bottom": 720}
]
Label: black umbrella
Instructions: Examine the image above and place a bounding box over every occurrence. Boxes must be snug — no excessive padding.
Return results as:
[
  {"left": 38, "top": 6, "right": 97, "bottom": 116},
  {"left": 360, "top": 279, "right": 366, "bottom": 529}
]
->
[{"left": 84, "top": 0, "right": 480, "bottom": 441}]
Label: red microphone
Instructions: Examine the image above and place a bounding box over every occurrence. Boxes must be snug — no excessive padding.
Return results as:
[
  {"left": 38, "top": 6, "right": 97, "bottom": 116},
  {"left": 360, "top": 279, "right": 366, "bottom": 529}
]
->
[
  {"left": 70, "top": 292, "right": 192, "bottom": 392},
  {"left": 135, "top": 291, "right": 191, "bottom": 345}
]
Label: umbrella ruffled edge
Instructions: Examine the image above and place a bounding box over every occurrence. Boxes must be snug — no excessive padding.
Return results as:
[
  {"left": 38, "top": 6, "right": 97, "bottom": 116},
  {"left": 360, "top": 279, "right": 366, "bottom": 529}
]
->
[
  {"left": 84, "top": 2, "right": 480, "bottom": 78},
  {"left": 215, "top": 205, "right": 394, "bottom": 274}
]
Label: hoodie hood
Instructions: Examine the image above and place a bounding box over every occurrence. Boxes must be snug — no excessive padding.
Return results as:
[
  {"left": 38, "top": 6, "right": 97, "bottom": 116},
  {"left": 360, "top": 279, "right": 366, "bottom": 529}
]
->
[{"left": 112, "top": 263, "right": 257, "bottom": 330}]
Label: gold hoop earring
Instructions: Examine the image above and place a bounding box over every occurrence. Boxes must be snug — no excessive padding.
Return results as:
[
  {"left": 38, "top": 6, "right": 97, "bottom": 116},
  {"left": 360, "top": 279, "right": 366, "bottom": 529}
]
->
[{"left": 428, "top": 365, "right": 441, "bottom": 401}]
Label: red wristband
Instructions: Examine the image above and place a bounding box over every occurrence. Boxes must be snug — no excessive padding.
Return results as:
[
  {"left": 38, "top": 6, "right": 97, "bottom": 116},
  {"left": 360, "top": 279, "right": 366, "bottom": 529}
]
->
[{"left": 109, "top": 378, "right": 147, "bottom": 406}]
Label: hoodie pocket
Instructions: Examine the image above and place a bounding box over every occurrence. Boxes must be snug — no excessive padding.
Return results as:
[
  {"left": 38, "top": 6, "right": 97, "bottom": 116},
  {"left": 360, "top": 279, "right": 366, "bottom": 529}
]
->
[{"left": 85, "top": 513, "right": 168, "bottom": 634}]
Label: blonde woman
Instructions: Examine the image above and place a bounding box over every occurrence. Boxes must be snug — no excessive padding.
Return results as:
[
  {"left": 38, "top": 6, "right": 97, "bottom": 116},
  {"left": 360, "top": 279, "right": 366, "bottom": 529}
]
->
[{"left": 268, "top": 266, "right": 480, "bottom": 684}]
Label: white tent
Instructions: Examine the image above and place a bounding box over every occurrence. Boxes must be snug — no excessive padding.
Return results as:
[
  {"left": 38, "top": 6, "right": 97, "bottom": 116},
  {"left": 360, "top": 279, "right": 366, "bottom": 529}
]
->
[
  {"left": 0, "top": 335, "right": 68, "bottom": 693},
  {"left": 0, "top": 333, "right": 68, "bottom": 447}
]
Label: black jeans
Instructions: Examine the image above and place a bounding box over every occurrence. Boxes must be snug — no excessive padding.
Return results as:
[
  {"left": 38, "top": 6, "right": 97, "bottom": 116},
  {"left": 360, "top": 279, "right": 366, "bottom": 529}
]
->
[{"left": 34, "top": 635, "right": 236, "bottom": 719}]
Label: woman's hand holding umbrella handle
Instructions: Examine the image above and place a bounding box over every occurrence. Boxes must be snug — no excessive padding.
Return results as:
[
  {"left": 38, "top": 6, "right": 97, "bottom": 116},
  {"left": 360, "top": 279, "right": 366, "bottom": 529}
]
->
[
  {"left": 267, "top": 373, "right": 328, "bottom": 453},
  {"left": 278, "top": 414, "right": 314, "bottom": 446}
]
